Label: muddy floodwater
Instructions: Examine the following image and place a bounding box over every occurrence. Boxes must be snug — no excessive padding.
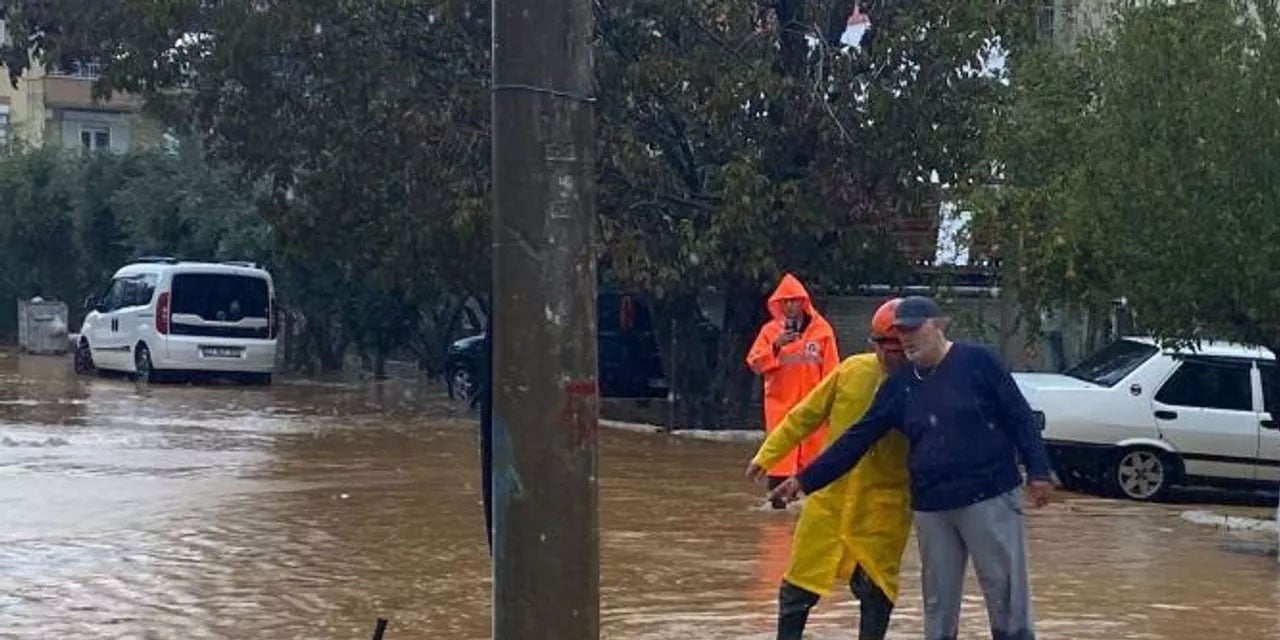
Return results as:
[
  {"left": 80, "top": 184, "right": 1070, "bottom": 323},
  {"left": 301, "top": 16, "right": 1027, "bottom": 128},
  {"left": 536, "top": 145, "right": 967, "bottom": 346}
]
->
[{"left": 1, "top": 353, "right": 1278, "bottom": 639}]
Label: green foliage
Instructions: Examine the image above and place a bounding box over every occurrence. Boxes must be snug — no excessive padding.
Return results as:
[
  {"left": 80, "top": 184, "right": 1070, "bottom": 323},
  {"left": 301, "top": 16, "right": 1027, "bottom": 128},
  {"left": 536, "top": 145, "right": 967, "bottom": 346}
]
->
[
  {"left": 0, "top": 148, "right": 79, "bottom": 338},
  {"left": 108, "top": 149, "right": 270, "bottom": 263},
  {"left": 597, "top": 0, "right": 1036, "bottom": 297},
  {"left": 3, "top": 0, "right": 491, "bottom": 372},
  {"left": 2, "top": 0, "right": 491, "bottom": 297},
  {"left": 0, "top": 146, "right": 265, "bottom": 337},
  {"left": 596, "top": 0, "right": 1036, "bottom": 423},
  {"left": 1, "top": 0, "right": 1039, "bottom": 416},
  {"left": 984, "top": 0, "right": 1280, "bottom": 353}
]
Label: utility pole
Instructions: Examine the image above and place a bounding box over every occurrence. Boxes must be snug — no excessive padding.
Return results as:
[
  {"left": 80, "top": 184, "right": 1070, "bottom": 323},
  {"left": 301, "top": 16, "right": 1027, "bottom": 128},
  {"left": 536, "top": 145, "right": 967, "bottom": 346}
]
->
[{"left": 490, "top": 0, "right": 598, "bottom": 635}]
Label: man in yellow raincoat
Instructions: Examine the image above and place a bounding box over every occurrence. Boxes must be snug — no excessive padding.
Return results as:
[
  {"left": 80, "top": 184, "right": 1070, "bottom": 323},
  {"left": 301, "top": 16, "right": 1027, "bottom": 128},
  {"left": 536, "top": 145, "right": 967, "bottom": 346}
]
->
[{"left": 746, "top": 298, "right": 911, "bottom": 640}]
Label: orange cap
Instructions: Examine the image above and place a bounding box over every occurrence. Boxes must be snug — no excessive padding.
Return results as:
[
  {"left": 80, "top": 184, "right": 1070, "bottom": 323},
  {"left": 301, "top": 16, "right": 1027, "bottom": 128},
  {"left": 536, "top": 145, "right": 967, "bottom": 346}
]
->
[{"left": 871, "top": 298, "right": 903, "bottom": 340}]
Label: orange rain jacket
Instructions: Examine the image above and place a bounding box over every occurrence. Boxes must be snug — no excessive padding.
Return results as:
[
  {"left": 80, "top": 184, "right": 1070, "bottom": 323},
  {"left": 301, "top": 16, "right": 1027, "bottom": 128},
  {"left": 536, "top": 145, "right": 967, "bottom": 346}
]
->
[{"left": 746, "top": 274, "right": 839, "bottom": 477}]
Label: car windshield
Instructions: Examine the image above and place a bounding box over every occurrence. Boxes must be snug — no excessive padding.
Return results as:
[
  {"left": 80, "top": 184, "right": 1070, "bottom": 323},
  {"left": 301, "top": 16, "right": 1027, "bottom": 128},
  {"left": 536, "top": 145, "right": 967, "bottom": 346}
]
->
[{"left": 1064, "top": 339, "right": 1159, "bottom": 387}]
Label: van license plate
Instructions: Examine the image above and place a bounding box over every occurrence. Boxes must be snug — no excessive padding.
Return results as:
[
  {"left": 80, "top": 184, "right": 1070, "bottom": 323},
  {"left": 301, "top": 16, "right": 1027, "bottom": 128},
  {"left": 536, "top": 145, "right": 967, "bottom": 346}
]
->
[{"left": 201, "top": 346, "right": 244, "bottom": 358}]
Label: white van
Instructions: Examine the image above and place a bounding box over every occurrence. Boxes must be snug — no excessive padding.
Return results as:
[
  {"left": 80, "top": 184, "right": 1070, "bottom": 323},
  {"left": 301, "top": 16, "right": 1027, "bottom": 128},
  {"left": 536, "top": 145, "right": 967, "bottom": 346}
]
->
[{"left": 75, "top": 258, "right": 277, "bottom": 384}]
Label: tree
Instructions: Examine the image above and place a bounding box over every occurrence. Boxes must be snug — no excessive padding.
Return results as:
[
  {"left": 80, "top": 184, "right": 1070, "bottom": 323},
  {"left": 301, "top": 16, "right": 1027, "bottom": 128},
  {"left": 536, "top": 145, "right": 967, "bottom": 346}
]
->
[
  {"left": 2, "top": 0, "right": 1039, "bottom": 419},
  {"left": 0, "top": 147, "right": 79, "bottom": 336},
  {"left": 0, "top": 145, "right": 264, "bottom": 338},
  {"left": 1, "top": 0, "right": 492, "bottom": 372},
  {"left": 596, "top": 0, "right": 1038, "bottom": 424},
  {"left": 984, "top": 1, "right": 1280, "bottom": 364}
]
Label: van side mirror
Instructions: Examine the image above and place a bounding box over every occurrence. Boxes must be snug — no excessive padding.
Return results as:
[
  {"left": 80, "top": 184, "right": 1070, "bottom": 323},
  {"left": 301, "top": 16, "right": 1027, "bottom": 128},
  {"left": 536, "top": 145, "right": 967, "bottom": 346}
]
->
[{"left": 82, "top": 295, "right": 98, "bottom": 312}]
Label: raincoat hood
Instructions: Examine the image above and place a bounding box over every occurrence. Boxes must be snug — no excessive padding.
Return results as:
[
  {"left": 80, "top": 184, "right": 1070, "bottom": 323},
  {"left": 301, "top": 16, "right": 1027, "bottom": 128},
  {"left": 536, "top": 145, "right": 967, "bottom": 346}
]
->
[
  {"left": 748, "top": 272, "right": 839, "bottom": 476},
  {"left": 767, "top": 274, "right": 816, "bottom": 320}
]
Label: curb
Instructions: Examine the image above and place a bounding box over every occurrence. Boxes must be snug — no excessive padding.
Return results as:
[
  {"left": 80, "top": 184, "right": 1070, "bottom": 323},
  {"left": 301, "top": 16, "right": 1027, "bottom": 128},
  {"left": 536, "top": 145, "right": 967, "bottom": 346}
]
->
[
  {"left": 1180, "top": 509, "right": 1278, "bottom": 534},
  {"left": 599, "top": 419, "right": 764, "bottom": 444}
]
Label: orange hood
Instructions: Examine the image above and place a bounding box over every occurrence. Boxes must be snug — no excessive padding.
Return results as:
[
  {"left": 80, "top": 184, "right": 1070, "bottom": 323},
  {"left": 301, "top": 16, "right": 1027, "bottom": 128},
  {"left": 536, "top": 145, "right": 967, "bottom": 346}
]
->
[{"left": 767, "top": 274, "right": 816, "bottom": 320}]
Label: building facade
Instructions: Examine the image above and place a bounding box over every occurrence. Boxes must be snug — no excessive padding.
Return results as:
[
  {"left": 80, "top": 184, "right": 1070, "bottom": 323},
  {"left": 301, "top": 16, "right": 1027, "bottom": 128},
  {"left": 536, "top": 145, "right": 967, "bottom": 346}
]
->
[{"left": 0, "top": 19, "right": 158, "bottom": 152}]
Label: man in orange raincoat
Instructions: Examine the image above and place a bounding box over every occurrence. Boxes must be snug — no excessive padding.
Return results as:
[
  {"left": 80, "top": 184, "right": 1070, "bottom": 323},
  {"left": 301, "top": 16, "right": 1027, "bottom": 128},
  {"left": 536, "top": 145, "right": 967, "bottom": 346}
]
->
[{"left": 747, "top": 274, "right": 839, "bottom": 508}]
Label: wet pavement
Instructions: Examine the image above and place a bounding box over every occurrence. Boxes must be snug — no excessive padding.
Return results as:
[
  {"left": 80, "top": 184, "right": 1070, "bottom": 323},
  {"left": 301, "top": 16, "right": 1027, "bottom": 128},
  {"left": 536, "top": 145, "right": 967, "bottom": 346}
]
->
[{"left": 0, "top": 352, "right": 1277, "bottom": 639}]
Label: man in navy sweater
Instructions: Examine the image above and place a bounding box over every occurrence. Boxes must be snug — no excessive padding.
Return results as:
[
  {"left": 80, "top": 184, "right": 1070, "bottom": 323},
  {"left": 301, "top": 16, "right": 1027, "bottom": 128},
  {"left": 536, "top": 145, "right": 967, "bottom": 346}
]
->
[{"left": 770, "top": 296, "right": 1053, "bottom": 640}]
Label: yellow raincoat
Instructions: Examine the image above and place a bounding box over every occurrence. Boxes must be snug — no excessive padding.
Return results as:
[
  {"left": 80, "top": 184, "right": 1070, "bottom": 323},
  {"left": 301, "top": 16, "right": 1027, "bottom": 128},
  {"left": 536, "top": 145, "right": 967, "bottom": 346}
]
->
[{"left": 752, "top": 353, "right": 912, "bottom": 600}]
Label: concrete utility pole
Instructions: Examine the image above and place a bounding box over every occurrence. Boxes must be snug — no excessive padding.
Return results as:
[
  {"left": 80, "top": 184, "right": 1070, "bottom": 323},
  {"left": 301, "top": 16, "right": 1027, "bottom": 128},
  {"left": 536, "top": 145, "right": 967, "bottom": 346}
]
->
[{"left": 490, "top": 0, "right": 599, "bottom": 635}]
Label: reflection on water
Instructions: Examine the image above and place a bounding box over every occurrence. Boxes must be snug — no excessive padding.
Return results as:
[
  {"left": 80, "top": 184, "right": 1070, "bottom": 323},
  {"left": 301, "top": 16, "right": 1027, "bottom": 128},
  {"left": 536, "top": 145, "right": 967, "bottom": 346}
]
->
[{"left": 0, "top": 352, "right": 1276, "bottom": 639}]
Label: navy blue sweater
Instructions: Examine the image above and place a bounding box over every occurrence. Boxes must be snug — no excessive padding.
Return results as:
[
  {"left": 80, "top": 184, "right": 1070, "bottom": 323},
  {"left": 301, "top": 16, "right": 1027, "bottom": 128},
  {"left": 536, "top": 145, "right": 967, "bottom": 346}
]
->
[{"left": 797, "top": 342, "right": 1052, "bottom": 512}]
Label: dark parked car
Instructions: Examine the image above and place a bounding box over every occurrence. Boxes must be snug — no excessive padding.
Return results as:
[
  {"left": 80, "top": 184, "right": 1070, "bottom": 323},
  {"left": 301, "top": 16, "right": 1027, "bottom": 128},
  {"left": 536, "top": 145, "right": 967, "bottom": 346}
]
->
[{"left": 445, "top": 293, "right": 675, "bottom": 407}]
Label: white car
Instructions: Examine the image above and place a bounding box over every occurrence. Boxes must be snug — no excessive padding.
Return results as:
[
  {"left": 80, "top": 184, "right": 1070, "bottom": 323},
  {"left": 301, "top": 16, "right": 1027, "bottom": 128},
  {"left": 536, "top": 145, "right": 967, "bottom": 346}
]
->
[
  {"left": 1015, "top": 338, "right": 1279, "bottom": 501},
  {"left": 76, "top": 258, "right": 278, "bottom": 384}
]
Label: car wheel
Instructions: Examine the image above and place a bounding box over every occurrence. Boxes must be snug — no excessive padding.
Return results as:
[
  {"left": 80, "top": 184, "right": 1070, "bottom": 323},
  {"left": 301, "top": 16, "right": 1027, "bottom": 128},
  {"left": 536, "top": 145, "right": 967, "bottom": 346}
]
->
[
  {"left": 134, "top": 344, "right": 155, "bottom": 384},
  {"left": 74, "top": 339, "right": 95, "bottom": 375},
  {"left": 1111, "top": 448, "right": 1175, "bottom": 501},
  {"left": 448, "top": 363, "right": 478, "bottom": 408}
]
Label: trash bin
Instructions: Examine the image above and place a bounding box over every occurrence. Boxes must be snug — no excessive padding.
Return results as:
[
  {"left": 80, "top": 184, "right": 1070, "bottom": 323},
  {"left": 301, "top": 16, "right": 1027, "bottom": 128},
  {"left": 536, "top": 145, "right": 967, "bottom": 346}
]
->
[{"left": 17, "top": 298, "right": 70, "bottom": 355}]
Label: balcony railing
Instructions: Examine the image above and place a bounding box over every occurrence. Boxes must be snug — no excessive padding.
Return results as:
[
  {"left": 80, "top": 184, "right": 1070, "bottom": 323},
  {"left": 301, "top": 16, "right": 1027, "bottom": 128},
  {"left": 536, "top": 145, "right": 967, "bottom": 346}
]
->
[{"left": 50, "top": 60, "right": 105, "bottom": 79}]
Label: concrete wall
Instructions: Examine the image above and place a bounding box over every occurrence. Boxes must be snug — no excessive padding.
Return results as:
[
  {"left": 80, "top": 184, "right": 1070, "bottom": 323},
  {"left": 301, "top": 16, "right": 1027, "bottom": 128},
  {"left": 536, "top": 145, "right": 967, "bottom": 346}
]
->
[
  {"left": 1054, "top": 0, "right": 1119, "bottom": 49},
  {"left": 0, "top": 70, "right": 47, "bottom": 147},
  {"left": 698, "top": 286, "right": 1100, "bottom": 373},
  {"left": 816, "top": 292, "right": 1098, "bottom": 373},
  {"left": 1038, "top": 0, "right": 1127, "bottom": 51}
]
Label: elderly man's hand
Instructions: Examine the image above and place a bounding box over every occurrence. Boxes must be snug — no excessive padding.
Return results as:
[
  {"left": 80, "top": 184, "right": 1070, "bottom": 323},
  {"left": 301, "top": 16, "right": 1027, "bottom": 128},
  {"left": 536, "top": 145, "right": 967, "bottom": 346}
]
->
[
  {"left": 768, "top": 477, "right": 806, "bottom": 506},
  {"left": 745, "top": 461, "right": 767, "bottom": 483},
  {"left": 1027, "top": 479, "right": 1054, "bottom": 508}
]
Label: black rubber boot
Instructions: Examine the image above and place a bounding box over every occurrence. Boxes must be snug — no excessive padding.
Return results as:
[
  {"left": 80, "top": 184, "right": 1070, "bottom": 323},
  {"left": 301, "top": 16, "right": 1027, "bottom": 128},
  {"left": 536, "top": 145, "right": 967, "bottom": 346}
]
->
[
  {"left": 777, "top": 580, "right": 821, "bottom": 640},
  {"left": 991, "top": 630, "right": 1036, "bottom": 640},
  {"left": 850, "top": 566, "right": 895, "bottom": 640}
]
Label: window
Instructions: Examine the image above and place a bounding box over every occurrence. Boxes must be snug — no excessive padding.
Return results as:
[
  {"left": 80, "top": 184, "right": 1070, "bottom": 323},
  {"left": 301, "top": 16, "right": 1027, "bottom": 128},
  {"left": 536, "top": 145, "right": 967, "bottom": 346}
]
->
[
  {"left": 170, "top": 273, "right": 271, "bottom": 339},
  {"left": 1038, "top": 0, "right": 1057, "bottom": 40},
  {"left": 1065, "top": 339, "right": 1159, "bottom": 387},
  {"left": 1155, "top": 358, "right": 1253, "bottom": 412},
  {"left": 1261, "top": 362, "right": 1277, "bottom": 416},
  {"left": 121, "top": 274, "right": 158, "bottom": 308},
  {"left": 80, "top": 126, "right": 111, "bottom": 152},
  {"left": 0, "top": 107, "right": 8, "bottom": 148},
  {"left": 140, "top": 274, "right": 158, "bottom": 305},
  {"left": 171, "top": 274, "right": 270, "bottom": 320},
  {"left": 101, "top": 279, "right": 127, "bottom": 313}
]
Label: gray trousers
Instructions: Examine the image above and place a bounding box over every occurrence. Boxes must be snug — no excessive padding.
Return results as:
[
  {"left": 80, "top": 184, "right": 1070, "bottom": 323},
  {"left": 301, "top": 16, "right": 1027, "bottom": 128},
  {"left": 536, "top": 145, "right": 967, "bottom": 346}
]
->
[{"left": 913, "top": 489, "right": 1035, "bottom": 640}]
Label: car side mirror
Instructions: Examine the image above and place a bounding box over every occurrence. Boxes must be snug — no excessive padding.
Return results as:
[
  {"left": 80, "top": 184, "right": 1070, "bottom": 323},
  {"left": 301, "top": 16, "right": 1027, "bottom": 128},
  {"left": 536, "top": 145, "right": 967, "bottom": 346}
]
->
[{"left": 82, "top": 295, "right": 98, "bottom": 312}]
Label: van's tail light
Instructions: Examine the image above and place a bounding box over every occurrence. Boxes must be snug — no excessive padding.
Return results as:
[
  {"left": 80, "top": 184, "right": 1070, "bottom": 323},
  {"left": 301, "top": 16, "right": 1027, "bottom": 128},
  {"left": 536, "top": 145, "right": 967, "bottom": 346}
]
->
[
  {"left": 156, "top": 292, "right": 171, "bottom": 335},
  {"left": 270, "top": 297, "right": 278, "bottom": 339}
]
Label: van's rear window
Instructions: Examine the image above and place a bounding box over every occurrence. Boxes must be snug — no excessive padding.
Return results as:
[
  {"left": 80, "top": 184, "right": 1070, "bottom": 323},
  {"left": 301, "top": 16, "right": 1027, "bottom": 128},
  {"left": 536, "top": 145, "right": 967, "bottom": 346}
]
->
[{"left": 171, "top": 274, "right": 269, "bottom": 321}]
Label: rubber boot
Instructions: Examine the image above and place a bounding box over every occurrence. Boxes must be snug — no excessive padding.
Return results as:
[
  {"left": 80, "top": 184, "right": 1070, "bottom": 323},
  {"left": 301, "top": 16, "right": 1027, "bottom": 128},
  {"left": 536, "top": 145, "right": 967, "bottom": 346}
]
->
[{"left": 777, "top": 580, "right": 821, "bottom": 640}]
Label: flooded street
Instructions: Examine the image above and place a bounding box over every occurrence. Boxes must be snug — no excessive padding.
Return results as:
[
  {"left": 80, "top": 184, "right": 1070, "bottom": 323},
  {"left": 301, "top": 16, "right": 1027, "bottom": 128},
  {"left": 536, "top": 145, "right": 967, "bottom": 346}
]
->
[{"left": 1, "top": 353, "right": 1277, "bottom": 639}]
